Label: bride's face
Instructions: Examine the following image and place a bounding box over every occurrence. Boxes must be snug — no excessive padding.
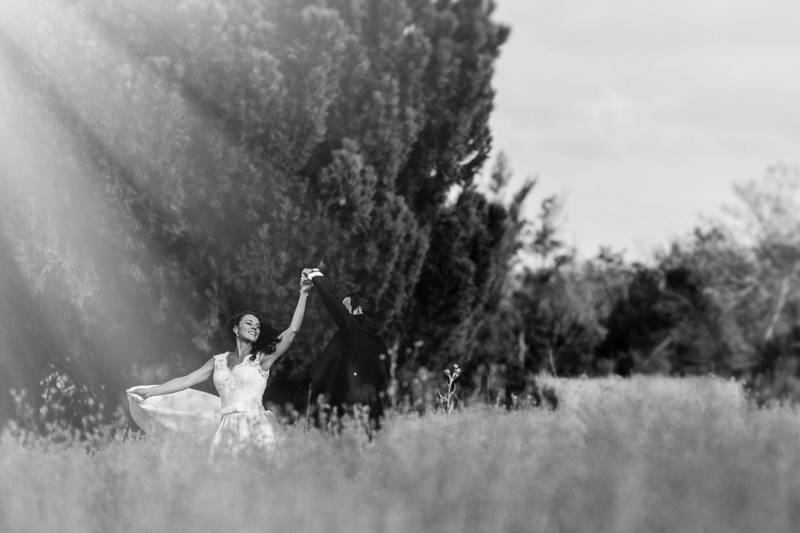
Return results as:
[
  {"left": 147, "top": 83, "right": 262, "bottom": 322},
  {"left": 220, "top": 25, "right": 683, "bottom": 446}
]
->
[{"left": 235, "top": 314, "right": 261, "bottom": 343}]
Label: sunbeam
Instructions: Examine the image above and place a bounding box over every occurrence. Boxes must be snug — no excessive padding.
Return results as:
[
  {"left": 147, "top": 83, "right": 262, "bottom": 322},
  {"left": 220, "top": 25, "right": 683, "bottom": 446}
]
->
[{"left": 0, "top": 0, "right": 250, "bottom": 418}]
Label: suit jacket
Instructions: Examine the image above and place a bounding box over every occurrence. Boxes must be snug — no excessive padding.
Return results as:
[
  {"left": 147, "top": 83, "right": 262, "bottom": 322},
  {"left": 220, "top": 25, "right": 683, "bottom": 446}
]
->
[{"left": 310, "top": 276, "right": 389, "bottom": 415}]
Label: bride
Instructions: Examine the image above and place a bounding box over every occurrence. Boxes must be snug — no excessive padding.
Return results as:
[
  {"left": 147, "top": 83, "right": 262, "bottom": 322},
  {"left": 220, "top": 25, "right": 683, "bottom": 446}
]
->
[{"left": 128, "top": 270, "right": 311, "bottom": 456}]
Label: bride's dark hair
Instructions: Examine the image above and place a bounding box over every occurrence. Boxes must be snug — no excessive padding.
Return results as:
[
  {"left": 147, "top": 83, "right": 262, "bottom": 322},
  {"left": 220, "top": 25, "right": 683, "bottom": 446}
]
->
[{"left": 230, "top": 311, "right": 281, "bottom": 359}]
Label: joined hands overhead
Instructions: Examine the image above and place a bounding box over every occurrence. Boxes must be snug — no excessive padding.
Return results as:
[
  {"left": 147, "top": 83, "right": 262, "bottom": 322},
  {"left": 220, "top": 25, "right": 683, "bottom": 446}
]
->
[
  {"left": 302, "top": 268, "right": 324, "bottom": 281},
  {"left": 300, "top": 268, "right": 322, "bottom": 293}
]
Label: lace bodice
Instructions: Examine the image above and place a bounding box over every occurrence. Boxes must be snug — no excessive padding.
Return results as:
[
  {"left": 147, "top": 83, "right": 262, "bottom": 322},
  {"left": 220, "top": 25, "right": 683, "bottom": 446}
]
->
[{"left": 213, "top": 353, "right": 269, "bottom": 415}]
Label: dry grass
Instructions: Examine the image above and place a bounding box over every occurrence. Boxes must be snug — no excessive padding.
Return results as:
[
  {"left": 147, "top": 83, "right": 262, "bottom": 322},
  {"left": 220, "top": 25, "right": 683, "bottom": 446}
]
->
[{"left": 2, "top": 376, "right": 800, "bottom": 532}]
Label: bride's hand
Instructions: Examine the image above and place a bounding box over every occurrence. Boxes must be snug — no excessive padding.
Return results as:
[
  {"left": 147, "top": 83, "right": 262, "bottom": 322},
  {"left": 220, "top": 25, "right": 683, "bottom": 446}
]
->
[
  {"left": 300, "top": 272, "right": 313, "bottom": 294},
  {"left": 129, "top": 387, "right": 150, "bottom": 400}
]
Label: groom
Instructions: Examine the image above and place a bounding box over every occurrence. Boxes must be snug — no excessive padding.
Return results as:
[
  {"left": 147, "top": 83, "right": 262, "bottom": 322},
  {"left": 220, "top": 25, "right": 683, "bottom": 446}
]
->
[{"left": 304, "top": 268, "right": 389, "bottom": 429}]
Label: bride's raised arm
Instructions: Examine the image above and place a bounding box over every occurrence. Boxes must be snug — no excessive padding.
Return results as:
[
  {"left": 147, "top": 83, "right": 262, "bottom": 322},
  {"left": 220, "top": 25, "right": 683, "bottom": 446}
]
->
[
  {"left": 130, "top": 357, "right": 215, "bottom": 400},
  {"left": 261, "top": 272, "right": 311, "bottom": 371}
]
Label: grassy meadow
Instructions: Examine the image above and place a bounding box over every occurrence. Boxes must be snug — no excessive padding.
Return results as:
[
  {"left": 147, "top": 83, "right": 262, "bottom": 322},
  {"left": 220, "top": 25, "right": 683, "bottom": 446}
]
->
[{"left": 2, "top": 376, "right": 800, "bottom": 532}]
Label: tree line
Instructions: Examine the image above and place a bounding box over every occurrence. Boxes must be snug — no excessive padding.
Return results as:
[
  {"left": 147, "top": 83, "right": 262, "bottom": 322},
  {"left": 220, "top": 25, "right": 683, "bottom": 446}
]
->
[
  {"left": 484, "top": 163, "right": 800, "bottom": 406},
  {"left": 1, "top": 0, "right": 798, "bottom": 426}
]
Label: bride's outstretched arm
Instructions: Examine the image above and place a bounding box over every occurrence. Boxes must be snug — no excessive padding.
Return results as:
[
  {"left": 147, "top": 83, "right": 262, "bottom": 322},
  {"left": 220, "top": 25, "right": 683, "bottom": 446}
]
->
[
  {"left": 262, "top": 275, "right": 311, "bottom": 370},
  {"left": 132, "top": 357, "right": 215, "bottom": 399}
]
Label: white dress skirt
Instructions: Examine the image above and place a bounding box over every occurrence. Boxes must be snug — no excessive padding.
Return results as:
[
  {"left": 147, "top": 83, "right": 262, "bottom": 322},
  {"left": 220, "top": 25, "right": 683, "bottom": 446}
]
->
[{"left": 127, "top": 353, "right": 281, "bottom": 457}]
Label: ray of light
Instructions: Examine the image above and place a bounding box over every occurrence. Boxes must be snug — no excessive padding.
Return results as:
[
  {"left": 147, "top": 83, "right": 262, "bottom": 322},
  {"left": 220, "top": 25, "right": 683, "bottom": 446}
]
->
[{"left": 0, "top": 0, "right": 270, "bottom": 414}]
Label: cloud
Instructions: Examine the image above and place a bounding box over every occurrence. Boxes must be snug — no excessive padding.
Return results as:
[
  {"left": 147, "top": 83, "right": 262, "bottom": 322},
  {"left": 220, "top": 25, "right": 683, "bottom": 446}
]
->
[{"left": 490, "top": 0, "right": 800, "bottom": 258}]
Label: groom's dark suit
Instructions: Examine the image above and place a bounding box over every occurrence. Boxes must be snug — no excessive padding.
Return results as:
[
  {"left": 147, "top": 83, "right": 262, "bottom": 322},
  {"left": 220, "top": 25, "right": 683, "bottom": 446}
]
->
[{"left": 310, "top": 275, "right": 389, "bottom": 424}]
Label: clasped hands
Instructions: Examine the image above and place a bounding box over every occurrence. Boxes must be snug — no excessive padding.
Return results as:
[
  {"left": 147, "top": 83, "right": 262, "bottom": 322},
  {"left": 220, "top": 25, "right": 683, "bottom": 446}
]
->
[{"left": 300, "top": 268, "right": 324, "bottom": 293}]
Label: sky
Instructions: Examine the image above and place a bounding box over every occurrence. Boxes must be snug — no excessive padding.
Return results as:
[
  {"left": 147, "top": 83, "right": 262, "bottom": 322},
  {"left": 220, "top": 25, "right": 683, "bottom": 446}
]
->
[{"left": 489, "top": 0, "right": 800, "bottom": 260}]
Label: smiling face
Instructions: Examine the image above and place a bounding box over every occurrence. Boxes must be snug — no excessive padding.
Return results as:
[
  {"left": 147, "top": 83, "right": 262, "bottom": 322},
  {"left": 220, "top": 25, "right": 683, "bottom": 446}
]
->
[{"left": 233, "top": 314, "right": 261, "bottom": 343}]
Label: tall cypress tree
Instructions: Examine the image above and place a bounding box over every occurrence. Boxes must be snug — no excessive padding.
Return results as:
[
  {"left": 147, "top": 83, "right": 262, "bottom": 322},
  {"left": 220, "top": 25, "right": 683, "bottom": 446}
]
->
[{"left": 0, "top": 0, "right": 512, "bottom": 411}]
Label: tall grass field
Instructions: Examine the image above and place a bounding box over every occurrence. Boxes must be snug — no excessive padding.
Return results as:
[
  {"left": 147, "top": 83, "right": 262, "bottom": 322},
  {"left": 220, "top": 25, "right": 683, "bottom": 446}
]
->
[{"left": 2, "top": 376, "right": 800, "bottom": 532}]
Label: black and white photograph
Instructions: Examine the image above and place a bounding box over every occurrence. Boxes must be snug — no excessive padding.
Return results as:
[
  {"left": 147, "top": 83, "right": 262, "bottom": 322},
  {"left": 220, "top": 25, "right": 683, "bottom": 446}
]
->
[{"left": 1, "top": 0, "right": 799, "bottom": 531}]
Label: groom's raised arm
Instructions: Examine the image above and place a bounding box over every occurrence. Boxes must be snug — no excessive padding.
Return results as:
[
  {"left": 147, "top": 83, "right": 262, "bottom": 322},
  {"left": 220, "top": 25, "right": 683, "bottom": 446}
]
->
[{"left": 310, "top": 273, "right": 354, "bottom": 335}]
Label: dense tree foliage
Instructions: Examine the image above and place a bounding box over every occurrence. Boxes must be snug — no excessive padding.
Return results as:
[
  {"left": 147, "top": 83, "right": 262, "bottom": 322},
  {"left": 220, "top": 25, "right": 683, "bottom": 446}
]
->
[
  {"left": 0, "top": 0, "right": 515, "bottom": 418},
  {"left": 3, "top": 2, "right": 800, "bottom": 426},
  {"left": 467, "top": 164, "right": 800, "bottom": 404}
]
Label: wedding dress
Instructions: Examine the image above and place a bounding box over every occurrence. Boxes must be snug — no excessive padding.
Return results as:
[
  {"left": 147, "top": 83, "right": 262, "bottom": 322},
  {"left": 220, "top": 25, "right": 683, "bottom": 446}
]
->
[{"left": 127, "top": 353, "right": 281, "bottom": 456}]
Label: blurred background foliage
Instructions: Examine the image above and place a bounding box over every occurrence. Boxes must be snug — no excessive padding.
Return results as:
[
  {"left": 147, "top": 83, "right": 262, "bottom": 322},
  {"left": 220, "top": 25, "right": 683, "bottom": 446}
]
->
[{"left": 1, "top": 0, "right": 800, "bottom": 426}]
